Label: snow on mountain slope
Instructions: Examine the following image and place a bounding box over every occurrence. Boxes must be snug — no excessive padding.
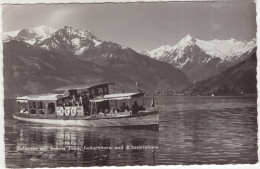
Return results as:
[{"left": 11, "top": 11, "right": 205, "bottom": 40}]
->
[
  {"left": 36, "top": 26, "right": 132, "bottom": 58},
  {"left": 145, "top": 34, "right": 256, "bottom": 82},
  {"left": 196, "top": 38, "right": 256, "bottom": 61},
  {"left": 3, "top": 32, "right": 191, "bottom": 96},
  {"left": 4, "top": 25, "right": 131, "bottom": 57},
  {"left": 3, "top": 30, "right": 20, "bottom": 37},
  {"left": 146, "top": 34, "right": 256, "bottom": 63},
  {"left": 148, "top": 45, "right": 172, "bottom": 60},
  {"left": 2, "top": 30, "right": 20, "bottom": 42},
  {"left": 36, "top": 26, "right": 104, "bottom": 55},
  {"left": 3, "top": 25, "right": 56, "bottom": 44},
  {"left": 16, "top": 25, "right": 56, "bottom": 40}
]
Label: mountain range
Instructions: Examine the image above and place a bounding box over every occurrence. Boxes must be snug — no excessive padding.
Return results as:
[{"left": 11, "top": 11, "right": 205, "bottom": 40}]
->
[
  {"left": 3, "top": 25, "right": 256, "bottom": 96},
  {"left": 144, "top": 34, "right": 256, "bottom": 82},
  {"left": 3, "top": 25, "right": 190, "bottom": 96}
]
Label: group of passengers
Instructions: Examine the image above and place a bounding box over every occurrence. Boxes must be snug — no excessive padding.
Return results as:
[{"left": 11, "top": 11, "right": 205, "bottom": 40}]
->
[
  {"left": 120, "top": 101, "right": 145, "bottom": 115},
  {"left": 95, "top": 101, "right": 146, "bottom": 116},
  {"left": 61, "top": 95, "right": 83, "bottom": 107}
]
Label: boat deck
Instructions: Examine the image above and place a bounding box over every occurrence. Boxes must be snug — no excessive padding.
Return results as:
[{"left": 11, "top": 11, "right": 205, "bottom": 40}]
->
[
  {"left": 13, "top": 110, "right": 159, "bottom": 127},
  {"left": 13, "top": 110, "right": 158, "bottom": 120}
]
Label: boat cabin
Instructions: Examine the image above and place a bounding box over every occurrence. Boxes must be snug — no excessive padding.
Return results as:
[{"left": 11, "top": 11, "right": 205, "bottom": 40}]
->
[
  {"left": 16, "top": 93, "right": 62, "bottom": 117},
  {"left": 54, "top": 83, "right": 115, "bottom": 99}
]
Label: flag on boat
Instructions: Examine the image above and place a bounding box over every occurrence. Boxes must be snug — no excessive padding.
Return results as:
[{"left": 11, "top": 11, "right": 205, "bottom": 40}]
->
[
  {"left": 135, "top": 82, "right": 139, "bottom": 88},
  {"left": 136, "top": 82, "right": 141, "bottom": 92},
  {"left": 151, "top": 96, "right": 155, "bottom": 107}
]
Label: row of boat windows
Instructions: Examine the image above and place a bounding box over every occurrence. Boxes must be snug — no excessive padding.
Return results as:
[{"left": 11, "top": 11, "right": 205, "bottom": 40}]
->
[
  {"left": 28, "top": 102, "right": 55, "bottom": 115},
  {"left": 68, "top": 87, "right": 109, "bottom": 98}
]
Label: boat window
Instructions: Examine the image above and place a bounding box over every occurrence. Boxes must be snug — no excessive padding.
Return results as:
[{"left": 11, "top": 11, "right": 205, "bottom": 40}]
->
[
  {"left": 77, "top": 89, "right": 82, "bottom": 96},
  {"left": 17, "top": 101, "right": 28, "bottom": 114},
  {"left": 48, "top": 103, "right": 55, "bottom": 115},
  {"left": 108, "top": 85, "right": 114, "bottom": 94},
  {"left": 98, "top": 88, "right": 103, "bottom": 93},
  {"left": 69, "top": 90, "right": 77, "bottom": 97},
  {"left": 57, "top": 99, "right": 63, "bottom": 107},
  {"left": 29, "top": 102, "right": 37, "bottom": 115},
  {"left": 37, "top": 102, "right": 45, "bottom": 115}
]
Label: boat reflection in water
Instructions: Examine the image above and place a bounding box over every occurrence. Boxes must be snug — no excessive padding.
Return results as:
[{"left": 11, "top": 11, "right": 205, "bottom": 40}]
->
[{"left": 13, "top": 122, "right": 159, "bottom": 167}]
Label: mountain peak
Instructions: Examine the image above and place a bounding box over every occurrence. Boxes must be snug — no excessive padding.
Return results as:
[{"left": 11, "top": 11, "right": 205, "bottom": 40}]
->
[
  {"left": 177, "top": 34, "right": 196, "bottom": 46},
  {"left": 58, "top": 26, "right": 98, "bottom": 40},
  {"left": 37, "top": 25, "right": 104, "bottom": 55},
  {"left": 62, "top": 25, "right": 74, "bottom": 30},
  {"left": 230, "top": 38, "right": 238, "bottom": 42},
  {"left": 184, "top": 34, "right": 192, "bottom": 40},
  {"left": 183, "top": 34, "right": 196, "bottom": 41},
  {"left": 251, "top": 37, "right": 256, "bottom": 42}
]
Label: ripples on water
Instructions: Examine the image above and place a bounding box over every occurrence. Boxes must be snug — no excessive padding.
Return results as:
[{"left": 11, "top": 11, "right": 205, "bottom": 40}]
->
[{"left": 4, "top": 96, "right": 258, "bottom": 167}]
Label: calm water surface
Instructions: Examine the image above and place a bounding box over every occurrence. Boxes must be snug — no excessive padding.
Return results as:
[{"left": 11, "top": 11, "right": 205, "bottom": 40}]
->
[{"left": 4, "top": 96, "right": 258, "bottom": 167}]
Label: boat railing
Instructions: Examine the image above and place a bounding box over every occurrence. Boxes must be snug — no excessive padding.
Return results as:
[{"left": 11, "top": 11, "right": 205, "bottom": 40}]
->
[{"left": 95, "top": 109, "right": 154, "bottom": 118}]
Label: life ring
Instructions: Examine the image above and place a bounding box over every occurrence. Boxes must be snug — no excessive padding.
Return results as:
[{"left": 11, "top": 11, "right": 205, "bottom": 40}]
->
[
  {"left": 60, "top": 109, "right": 64, "bottom": 116},
  {"left": 65, "top": 108, "right": 70, "bottom": 116},
  {"left": 71, "top": 108, "right": 77, "bottom": 116}
]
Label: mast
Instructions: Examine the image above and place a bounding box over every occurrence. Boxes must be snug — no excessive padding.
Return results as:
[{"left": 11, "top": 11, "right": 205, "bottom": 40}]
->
[{"left": 113, "top": 84, "right": 115, "bottom": 93}]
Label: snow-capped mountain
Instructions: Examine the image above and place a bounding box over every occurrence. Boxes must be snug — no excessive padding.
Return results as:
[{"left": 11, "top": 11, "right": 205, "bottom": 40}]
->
[
  {"left": 3, "top": 25, "right": 191, "bottom": 96},
  {"left": 145, "top": 34, "right": 256, "bottom": 82},
  {"left": 34, "top": 26, "right": 139, "bottom": 63},
  {"left": 147, "top": 34, "right": 256, "bottom": 63},
  {"left": 3, "top": 25, "right": 129, "bottom": 57},
  {"left": 36, "top": 26, "right": 104, "bottom": 55},
  {"left": 3, "top": 25, "right": 56, "bottom": 44}
]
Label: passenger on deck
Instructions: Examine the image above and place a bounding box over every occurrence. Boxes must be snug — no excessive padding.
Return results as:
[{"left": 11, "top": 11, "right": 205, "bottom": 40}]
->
[
  {"left": 70, "top": 95, "right": 76, "bottom": 106},
  {"left": 139, "top": 105, "right": 146, "bottom": 111},
  {"left": 48, "top": 107, "right": 54, "bottom": 114},
  {"left": 131, "top": 101, "right": 139, "bottom": 115},
  {"left": 20, "top": 106, "right": 25, "bottom": 113},
  {"left": 79, "top": 96, "right": 83, "bottom": 106},
  {"left": 120, "top": 102, "right": 129, "bottom": 112},
  {"left": 63, "top": 103, "right": 66, "bottom": 109}
]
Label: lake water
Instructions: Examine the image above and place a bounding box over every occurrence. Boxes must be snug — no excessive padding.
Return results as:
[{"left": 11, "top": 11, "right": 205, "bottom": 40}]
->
[{"left": 4, "top": 96, "right": 258, "bottom": 167}]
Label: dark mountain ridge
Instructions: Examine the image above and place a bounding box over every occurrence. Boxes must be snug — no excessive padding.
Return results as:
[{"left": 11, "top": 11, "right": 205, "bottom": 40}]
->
[{"left": 183, "top": 51, "right": 257, "bottom": 96}]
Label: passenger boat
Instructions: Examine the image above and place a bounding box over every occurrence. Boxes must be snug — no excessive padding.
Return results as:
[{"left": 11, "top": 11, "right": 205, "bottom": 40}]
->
[{"left": 13, "top": 83, "right": 159, "bottom": 127}]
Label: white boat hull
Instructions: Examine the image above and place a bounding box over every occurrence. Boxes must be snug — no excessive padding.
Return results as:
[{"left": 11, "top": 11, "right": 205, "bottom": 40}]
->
[{"left": 13, "top": 111, "right": 159, "bottom": 127}]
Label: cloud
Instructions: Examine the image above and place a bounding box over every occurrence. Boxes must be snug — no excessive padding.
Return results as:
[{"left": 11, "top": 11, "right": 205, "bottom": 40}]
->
[
  {"left": 211, "top": 23, "right": 221, "bottom": 32},
  {"left": 48, "top": 7, "right": 74, "bottom": 26}
]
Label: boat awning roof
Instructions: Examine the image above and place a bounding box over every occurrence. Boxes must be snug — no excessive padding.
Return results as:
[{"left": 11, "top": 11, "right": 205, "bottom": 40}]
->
[
  {"left": 54, "top": 82, "right": 114, "bottom": 91},
  {"left": 16, "top": 93, "right": 64, "bottom": 102},
  {"left": 90, "top": 92, "right": 144, "bottom": 102}
]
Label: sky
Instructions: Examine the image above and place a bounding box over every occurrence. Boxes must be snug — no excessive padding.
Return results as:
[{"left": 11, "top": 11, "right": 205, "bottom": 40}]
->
[{"left": 2, "top": 1, "right": 257, "bottom": 51}]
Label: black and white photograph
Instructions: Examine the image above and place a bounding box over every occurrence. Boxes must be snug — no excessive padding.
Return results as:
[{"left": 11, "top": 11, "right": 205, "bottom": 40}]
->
[{"left": 1, "top": 0, "right": 258, "bottom": 168}]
